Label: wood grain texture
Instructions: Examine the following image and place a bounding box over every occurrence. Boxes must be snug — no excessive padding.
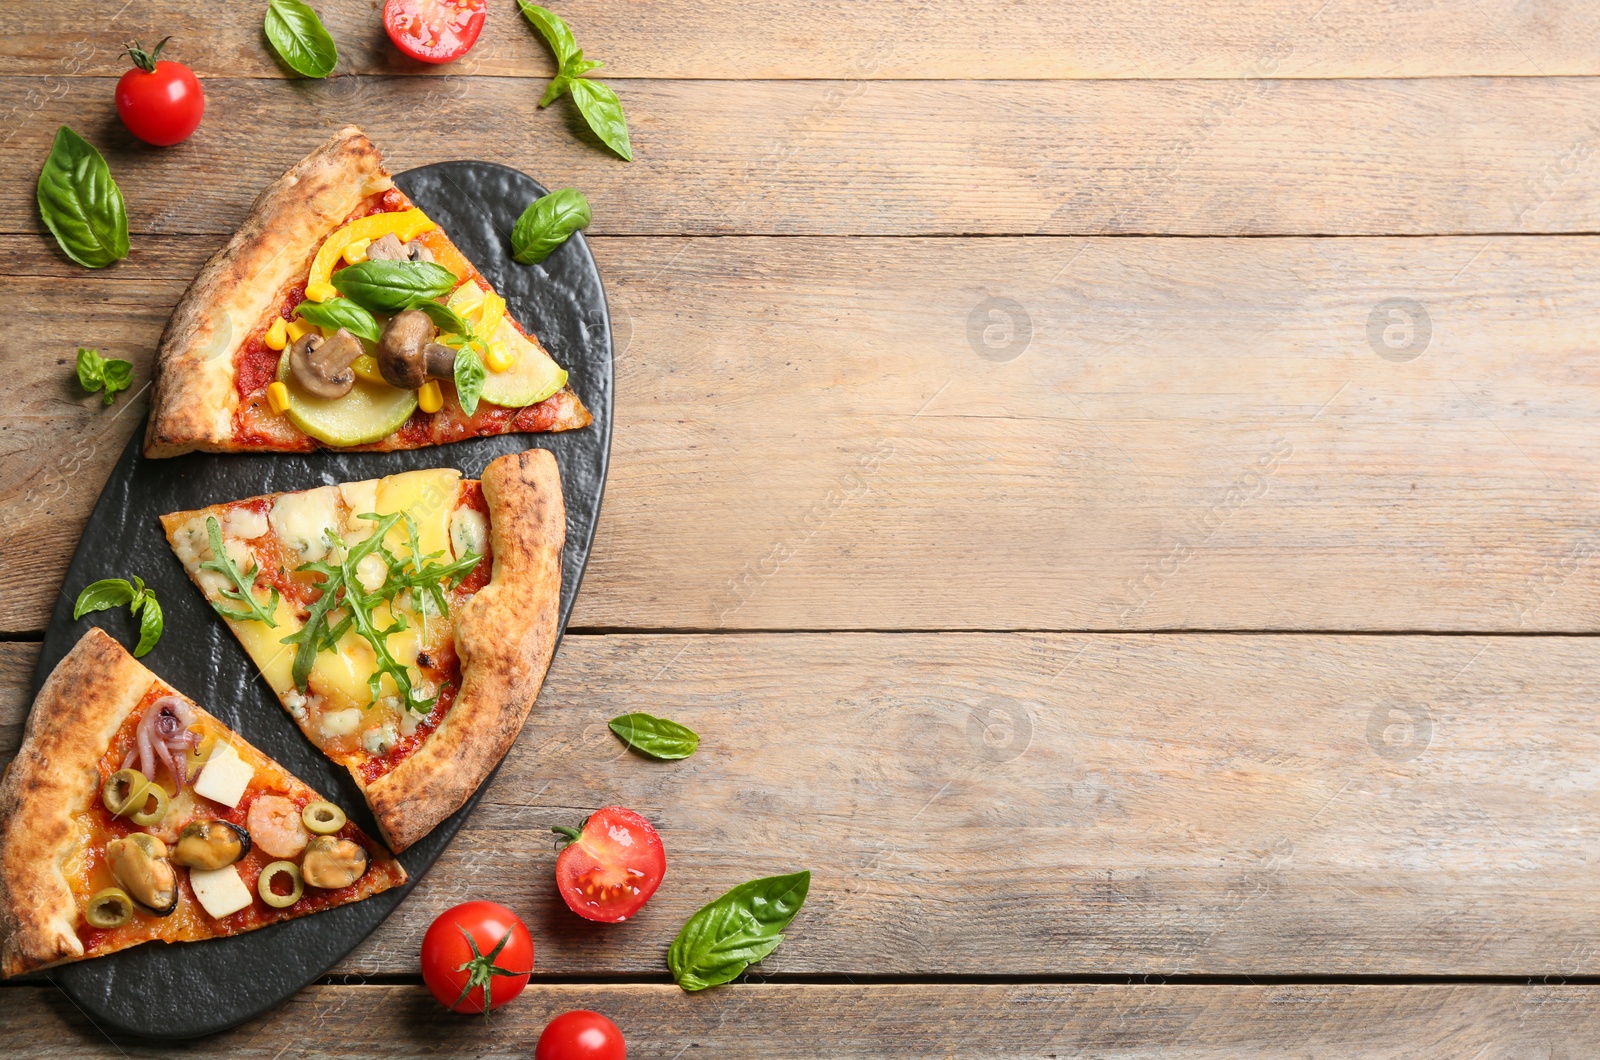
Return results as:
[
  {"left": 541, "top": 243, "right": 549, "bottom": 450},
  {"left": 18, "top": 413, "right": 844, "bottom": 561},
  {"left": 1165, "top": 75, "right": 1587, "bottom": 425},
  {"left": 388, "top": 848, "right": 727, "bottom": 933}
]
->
[
  {"left": 6, "top": 982, "right": 1600, "bottom": 1058},
  {"left": 5, "top": 0, "right": 1598, "bottom": 79},
  {"left": 8, "top": 236, "right": 1600, "bottom": 633},
  {"left": 3, "top": 633, "right": 1598, "bottom": 976},
  {"left": 6, "top": 76, "right": 1600, "bottom": 237}
]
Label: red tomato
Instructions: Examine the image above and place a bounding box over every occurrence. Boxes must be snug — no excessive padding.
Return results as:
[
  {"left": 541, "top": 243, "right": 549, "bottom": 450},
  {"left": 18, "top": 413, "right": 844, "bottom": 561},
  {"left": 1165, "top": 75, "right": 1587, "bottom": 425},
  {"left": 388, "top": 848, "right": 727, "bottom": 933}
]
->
[
  {"left": 535, "top": 1010, "right": 627, "bottom": 1060},
  {"left": 383, "top": 0, "right": 488, "bottom": 64},
  {"left": 115, "top": 38, "right": 204, "bottom": 146},
  {"left": 552, "top": 807, "right": 666, "bottom": 923},
  {"left": 420, "top": 901, "right": 534, "bottom": 1017}
]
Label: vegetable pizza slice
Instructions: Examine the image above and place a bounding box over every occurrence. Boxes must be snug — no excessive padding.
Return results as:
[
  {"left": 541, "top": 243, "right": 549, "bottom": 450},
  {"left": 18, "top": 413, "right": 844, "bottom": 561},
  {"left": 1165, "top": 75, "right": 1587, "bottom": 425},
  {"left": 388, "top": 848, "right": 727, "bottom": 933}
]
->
[
  {"left": 0, "top": 628, "right": 406, "bottom": 977},
  {"left": 159, "top": 450, "right": 564, "bottom": 853},
  {"left": 144, "top": 124, "right": 591, "bottom": 457}
]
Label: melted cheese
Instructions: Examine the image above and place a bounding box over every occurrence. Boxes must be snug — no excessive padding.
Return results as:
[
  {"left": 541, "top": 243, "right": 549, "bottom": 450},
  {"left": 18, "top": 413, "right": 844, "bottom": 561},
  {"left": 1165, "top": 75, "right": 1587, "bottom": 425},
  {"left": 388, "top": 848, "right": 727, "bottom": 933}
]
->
[
  {"left": 374, "top": 468, "right": 459, "bottom": 561},
  {"left": 229, "top": 595, "right": 303, "bottom": 695},
  {"left": 269, "top": 485, "right": 341, "bottom": 562}
]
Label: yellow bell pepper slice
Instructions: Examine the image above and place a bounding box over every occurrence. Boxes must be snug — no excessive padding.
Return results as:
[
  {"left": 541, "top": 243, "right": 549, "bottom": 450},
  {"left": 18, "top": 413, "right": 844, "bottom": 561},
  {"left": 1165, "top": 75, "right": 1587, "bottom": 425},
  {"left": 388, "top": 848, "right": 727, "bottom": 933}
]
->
[
  {"left": 445, "top": 281, "right": 506, "bottom": 340},
  {"left": 350, "top": 354, "right": 387, "bottom": 385},
  {"left": 305, "top": 208, "right": 437, "bottom": 303}
]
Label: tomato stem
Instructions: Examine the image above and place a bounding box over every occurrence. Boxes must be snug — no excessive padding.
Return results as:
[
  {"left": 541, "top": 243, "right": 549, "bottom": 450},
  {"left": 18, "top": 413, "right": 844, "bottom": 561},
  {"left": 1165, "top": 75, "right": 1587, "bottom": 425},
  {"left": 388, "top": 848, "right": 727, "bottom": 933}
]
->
[
  {"left": 551, "top": 824, "right": 583, "bottom": 846},
  {"left": 448, "top": 925, "right": 531, "bottom": 1023},
  {"left": 123, "top": 37, "right": 171, "bottom": 74}
]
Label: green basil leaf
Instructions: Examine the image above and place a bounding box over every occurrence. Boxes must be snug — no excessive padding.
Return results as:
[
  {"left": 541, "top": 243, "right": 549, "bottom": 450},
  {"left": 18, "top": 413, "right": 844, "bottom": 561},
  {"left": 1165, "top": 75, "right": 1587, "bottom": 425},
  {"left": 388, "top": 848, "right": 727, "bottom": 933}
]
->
[
  {"left": 74, "top": 578, "right": 134, "bottom": 619},
  {"left": 454, "top": 347, "right": 486, "bottom": 417},
  {"left": 568, "top": 56, "right": 604, "bottom": 77},
  {"left": 511, "top": 187, "right": 592, "bottom": 265},
  {"left": 134, "top": 591, "right": 163, "bottom": 656},
  {"left": 538, "top": 71, "right": 573, "bottom": 108},
  {"left": 99, "top": 358, "right": 133, "bottom": 405},
  {"left": 295, "top": 297, "right": 382, "bottom": 345},
  {"left": 264, "top": 0, "right": 338, "bottom": 79},
  {"left": 37, "top": 126, "right": 129, "bottom": 269},
  {"left": 667, "top": 871, "right": 810, "bottom": 992},
  {"left": 412, "top": 299, "right": 473, "bottom": 337},
  {"left": 609, "top": 713, "right": 699, "bottom": 760},
  {"left": 570, "top": 78, "right": 633, "bottom": 162},
  {"left": 76, "top": 346, "right": 106, "bottom": 392},
  {"left": 332, "top": 260, "right": 458, "bottom": 314},
  {"left": 518, "top": 1, "right": 580, "bottom": 66}
]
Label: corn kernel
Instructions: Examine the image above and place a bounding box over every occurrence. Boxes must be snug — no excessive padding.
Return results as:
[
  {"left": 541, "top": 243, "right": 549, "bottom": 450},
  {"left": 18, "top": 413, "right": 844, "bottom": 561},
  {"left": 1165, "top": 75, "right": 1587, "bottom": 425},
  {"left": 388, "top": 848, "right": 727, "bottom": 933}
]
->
[
  {"left": 264, "top": 317, "right": 288, "bottom": 351},
  {"left": 417, "top": 379, "right": 443, "bottom": 414},
  {"left": 351, "top": 354, "right": 386, "bottom": 385},
  {"left": 285, "top": 318, "right": 316, "bottom": 342},
  {"left": 266, "top": 381, "right": 291, "bottom": 415},
  {"left": 484, "top": 341, "right": 514, "bottom": 373},
  {"left": 342, "top": 238, "right": 372, "bottom": 265},
  {"left": 304, "top": 281, "right": 338, "bottom": 303}
]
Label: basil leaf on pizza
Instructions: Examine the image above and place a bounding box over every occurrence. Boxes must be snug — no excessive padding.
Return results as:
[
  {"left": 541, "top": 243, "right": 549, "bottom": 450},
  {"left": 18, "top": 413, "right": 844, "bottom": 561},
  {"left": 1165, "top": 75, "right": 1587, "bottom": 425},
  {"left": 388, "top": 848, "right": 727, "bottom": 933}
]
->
[
  {"left": 332, "top": 260, "right": 458, "bottom": 314},
  {"left": 37, "top": 126, "right": 129, "bottom": 269},
  {"left": 411, "top": 299, "right": 474, "bottom": 338},
  {"left": 160, "top": 452, "right": 566, "bottom": 853},
  {"left": 452, "top": 347, "right": 487, "bottom": 416},
  {"left": 295, "top": 297, "right": 382, "bottom": 345},
  {"left": 264, "top": 0, "right": 338, "bottom": 79}
]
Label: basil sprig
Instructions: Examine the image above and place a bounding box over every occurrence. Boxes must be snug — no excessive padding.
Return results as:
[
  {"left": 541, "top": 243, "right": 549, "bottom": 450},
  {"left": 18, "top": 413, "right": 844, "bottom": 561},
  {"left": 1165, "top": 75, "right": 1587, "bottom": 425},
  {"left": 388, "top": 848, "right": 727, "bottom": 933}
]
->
[
  {"left": 295, "top": 297, "right": 381, "bottom": 345},
  {"left": 75, "top": 576, "right": 163, "bottom": 657},
  {"left": 332, "top": 260, "right": 458, "bottom": 313},
  {"left": 264, "top": 0, "right": 338, "bottom": 78},
  {"left": 512, "top": 188, "right": 591, "bottom": 265},
  {"left": 452, "top": 347, "right": 487, "bottom": 416},
  {"left": 518, "top": 3, "right": 633, "bottom": 161},
  {"left": 76, "top": 347, "right": 133, "bottom": 406},
  {"left": 609, "top": 713, "right": 699, "bottom": 760},
  {"left": 667, "top": 871, "right": 811, "bottom": 992},
  {"left": 408, "top": 301, "right": 489, "bottom": 415},
  {"left": 411, "top": 299, "right": 473, "bottom": 337},
  {"left": 201, "top": 516, "right": 280, "bottom": 626},
  {"left": 37, "top": 126, "right": 128, "bottom": 269}
]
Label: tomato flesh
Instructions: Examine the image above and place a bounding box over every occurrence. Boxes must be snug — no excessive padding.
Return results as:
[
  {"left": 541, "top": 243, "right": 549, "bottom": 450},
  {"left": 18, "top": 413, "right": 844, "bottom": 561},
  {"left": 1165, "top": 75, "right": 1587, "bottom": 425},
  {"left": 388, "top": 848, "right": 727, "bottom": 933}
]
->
[
  {"left": 115, "top": 60, "right": 204, "bottom": 146},
  {"left": 383, "top": 0, "right": 487, "bottom": 64},
  {"left": 420, "top": 901, "right": 534, "bottom": 1015},
  {"left": 536, "top": 1010, "right": 627, "bottom": 1060},
  {"left": 554, "top": 807, "right": 666, "bottom": 923}
]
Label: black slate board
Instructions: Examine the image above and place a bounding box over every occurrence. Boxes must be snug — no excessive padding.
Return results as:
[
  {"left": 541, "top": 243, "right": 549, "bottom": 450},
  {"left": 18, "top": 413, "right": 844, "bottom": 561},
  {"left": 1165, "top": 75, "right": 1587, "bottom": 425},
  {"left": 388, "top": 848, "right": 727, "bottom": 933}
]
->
[{"left": 27, "top": 162, "right": 613, "bottom": 1039}]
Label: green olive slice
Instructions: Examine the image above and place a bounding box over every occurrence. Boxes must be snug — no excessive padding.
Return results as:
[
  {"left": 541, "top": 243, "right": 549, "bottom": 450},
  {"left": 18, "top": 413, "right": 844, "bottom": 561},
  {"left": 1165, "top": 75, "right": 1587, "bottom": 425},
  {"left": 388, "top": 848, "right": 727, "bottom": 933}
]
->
[
  {"left": 84, "top": 887, "right": 134, "bottom": 928},
  {"left": 128, "top": 784, "right": 170, "bottom": 827},
  {"left": 102, "top": 768, "right": 150, "bottom": 815},
  {"left": 258, "top": 861, "right": 304, "bottom": 909},
  {"left": 301, "top": 801, "right": 346, "bottom": 836}
]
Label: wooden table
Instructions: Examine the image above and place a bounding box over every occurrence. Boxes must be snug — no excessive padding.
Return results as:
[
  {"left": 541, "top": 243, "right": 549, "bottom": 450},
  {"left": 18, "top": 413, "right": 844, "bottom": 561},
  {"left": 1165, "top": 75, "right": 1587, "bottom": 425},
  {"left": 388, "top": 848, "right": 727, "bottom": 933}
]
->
[{"left": 6, "top": 2, "right": 1600, "bottom": 1055}]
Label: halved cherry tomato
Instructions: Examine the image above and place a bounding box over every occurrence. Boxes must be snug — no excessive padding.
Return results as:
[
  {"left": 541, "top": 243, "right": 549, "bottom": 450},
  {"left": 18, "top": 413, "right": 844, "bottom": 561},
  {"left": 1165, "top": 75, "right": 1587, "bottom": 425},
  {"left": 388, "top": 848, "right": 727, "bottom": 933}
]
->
[
  {"left": 382, "top": 0, "right": 488, "bottom": 64},
  {"left": 552, "top": 807, "right": 665, "bottom": 923},
  {"left": 420, "top": 901, "right": 533, "bottom": 1018},
  {"left": 115, "top": 38, "right": 204, "bottom": 146},
  {"left": 535, "top": 1010, "right": 627, "bottom": 1060}
]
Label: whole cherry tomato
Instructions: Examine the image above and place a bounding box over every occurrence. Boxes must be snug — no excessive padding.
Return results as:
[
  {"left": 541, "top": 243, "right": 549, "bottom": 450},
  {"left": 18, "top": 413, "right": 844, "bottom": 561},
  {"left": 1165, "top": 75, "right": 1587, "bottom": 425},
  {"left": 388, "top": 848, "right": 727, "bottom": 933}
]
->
[
  {"left": 552, "top": 807, "right": 666, "bottom": 923},
  {"left": 382, "top": 0, "right": 488, "bottom": 64},
  {"left": 420, "top": 901, "right": 534, "bottom": 1017},
  {"left": 535, "top": 1010, "right": 627, "bottom": 1060},
  {"left": 115, "top": 38, "right": 204, "bottom": 146}
]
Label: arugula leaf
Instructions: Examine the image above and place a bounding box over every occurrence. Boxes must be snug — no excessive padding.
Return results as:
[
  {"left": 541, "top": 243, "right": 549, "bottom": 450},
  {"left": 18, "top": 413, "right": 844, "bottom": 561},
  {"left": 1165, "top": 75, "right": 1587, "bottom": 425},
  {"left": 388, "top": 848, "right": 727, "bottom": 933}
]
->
[
  {"left": 518, "top": 4, "right": 633, "bottom": 161},
  {"left": 609, "top": 713, "right": 699, "bottom": 760},
  {"left": 75, "top": 347, "right": 135, "bottom": 406},
  {"left": 295, "top": 298, "right": 381, "bottom": 345},
  {"left": 570, "top": 79, "right": 633, "bottom": 162},
  {"left": 453, "top": 347, "right": 487, "bottom": 416},
  {"left": 512, "top": 188, "right": 591, "bottom": 265},
  {"left": 667, "top": 872, "right": 810, "bottom": 992},
  {"left": 74, "top": 576, "right": 162, "bottom": 656},
  {"left": 411, "top": 299, "right": 474, "bottom": 338},
  {"left": 200, "top": 516, "right": 280, "bottom": 626},
  {"left": 279, "top": 567, "right": 345, "bottom": 693},
  {"left": 264, "top": 0, "right": 338, "bottom": 78},
  {"left": 332, "top": 259, "right": 459, "bottom": 314},
  {"left": 37, "top": 126, "right": 129, "bottom": 268}
]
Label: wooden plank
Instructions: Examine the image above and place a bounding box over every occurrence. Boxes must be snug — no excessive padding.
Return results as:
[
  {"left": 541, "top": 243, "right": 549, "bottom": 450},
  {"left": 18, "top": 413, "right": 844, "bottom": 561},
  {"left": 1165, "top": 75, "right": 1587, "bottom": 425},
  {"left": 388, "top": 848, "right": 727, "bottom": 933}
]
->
[
  {"left": 6, "top": 982, "right": 1600, "bottom": 1058},
  {"left": 8, "top": 235, "right": 1600, "bottom": 633},
  {"left": 4, "top": 633, "right": 1599, "bottom": 975},
  {"left": 5, "top": 0, "right": 1597, "bottom": 80},
  {"left": 6, "top": 76, "right": 1600, "bottom": 237}
]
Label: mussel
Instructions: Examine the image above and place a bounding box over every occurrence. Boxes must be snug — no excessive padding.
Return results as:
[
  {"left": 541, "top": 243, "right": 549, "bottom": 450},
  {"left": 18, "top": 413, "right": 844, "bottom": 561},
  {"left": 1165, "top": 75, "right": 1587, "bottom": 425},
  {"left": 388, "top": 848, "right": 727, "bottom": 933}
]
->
[
  {"left": 106, "top": 833, "right": 177, "bottom": 916},
  {"left": 171, "top": 819, "right": 251, "bottom": 871},
  {"left": 300, "top": 836, "right": 370, "bottom": 890}
]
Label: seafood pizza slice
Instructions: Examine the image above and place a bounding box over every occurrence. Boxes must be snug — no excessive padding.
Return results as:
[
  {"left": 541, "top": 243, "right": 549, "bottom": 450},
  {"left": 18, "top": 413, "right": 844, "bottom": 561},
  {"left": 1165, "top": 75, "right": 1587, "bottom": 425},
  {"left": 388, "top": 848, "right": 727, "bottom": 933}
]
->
[
  {"left": 0, "top": 629, "right": 405, "bottom": 977},
  {"left": 159, "top": 450, "right": 564, "bottom": 853}
]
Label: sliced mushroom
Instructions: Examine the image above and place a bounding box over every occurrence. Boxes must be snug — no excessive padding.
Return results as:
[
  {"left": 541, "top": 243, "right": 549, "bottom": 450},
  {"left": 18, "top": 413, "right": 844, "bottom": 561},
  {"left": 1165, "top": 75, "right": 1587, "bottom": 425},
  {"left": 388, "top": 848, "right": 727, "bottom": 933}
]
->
[
  {"left": 299, "top": 835, "right": 370, "bottom": 890},
  {"left": 376, "top": 310, "right": 457, "bottom": 390},
  {"left": 365, "top": 233, "right": 434, "bottom": 263},
  {"left": 107, "top": 833, "right": 178, "bottom": 915},
  {"left": 289, "top": 328, "right": 365, "bottom": 400},
  {"left": 172, "top": 819, "right": 251, "bottom": 871}
]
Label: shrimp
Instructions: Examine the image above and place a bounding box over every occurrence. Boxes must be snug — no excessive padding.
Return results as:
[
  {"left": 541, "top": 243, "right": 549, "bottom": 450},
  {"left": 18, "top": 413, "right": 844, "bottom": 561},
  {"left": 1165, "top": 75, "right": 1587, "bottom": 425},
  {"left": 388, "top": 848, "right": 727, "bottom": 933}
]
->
[{"left": 247, "top": 795, "right": 309, "bottom": 859}]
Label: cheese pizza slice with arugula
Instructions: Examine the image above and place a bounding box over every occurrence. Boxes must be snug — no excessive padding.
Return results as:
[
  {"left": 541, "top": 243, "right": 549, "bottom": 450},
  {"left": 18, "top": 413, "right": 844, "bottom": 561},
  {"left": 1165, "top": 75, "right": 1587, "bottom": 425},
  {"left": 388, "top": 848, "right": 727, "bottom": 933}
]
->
[
  {"left": 159, "top": 450, "right": 564, "bottom": 853},
  {"left": 0, "top": 628, "right": 406, "bottom": 977},
  {"left": 144, "top": 125, "right": 591, "bottom": 457}
]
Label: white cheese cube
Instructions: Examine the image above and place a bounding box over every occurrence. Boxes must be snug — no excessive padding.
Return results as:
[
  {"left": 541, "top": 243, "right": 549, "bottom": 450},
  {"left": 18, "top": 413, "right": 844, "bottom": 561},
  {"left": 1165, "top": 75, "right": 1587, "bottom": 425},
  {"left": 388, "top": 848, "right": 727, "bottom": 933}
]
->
[
  {"left": 320, "top": 707, "right": 363, "bottom": 738},
  {"left": 189, "top": 865, "right": 253, "bottom": 919},
  {"left": 192, "top": 743, "right": 253, "bottom": 809}
]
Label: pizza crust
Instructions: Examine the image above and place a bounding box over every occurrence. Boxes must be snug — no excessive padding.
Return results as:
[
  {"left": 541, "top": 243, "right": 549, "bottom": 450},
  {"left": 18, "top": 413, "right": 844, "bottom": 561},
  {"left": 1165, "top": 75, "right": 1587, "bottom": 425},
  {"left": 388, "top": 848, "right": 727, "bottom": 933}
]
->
[
  {"left": 366, "top": 449, "right": 566, "bottom": 852},
  {"left": 144, "top": 126, "right": 392, "bottom": 457},
  {"left": 0, "top": 629, "right": 154, "bottom": 977}
]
